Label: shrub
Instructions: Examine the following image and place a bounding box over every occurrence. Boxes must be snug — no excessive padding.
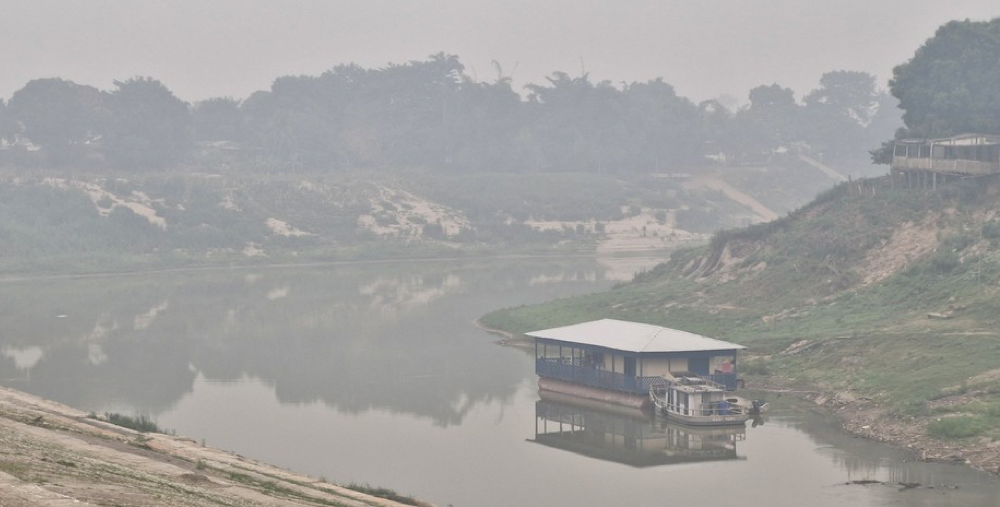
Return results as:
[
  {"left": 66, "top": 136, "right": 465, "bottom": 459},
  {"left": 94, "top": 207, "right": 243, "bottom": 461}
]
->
[
  {"left": 104, "top": 412, "right": 165, "bottom": 433},
  {"left": 982, "top": 221, "right": 1000, "bottom": 240},
  {"left": 346, "top": 483, "right": 418, "bottom": 506},
  {"left": 422, "top": 223, "right": 444, "bottom": 239},
  {"left": 943, "top": 233, "right": 975, "bottom": 252},
  {"left": 928, "top": 250, "right": 961, "bottom": 274},
  {"left": 740, "top": 359, "right": 771, "bottom": 376}
]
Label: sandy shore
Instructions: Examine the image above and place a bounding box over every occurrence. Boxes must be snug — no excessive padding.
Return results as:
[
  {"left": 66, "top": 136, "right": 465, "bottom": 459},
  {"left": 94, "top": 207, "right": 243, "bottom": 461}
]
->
[{"left": 0, "top": 386, "right": 433, "bottom": 507}]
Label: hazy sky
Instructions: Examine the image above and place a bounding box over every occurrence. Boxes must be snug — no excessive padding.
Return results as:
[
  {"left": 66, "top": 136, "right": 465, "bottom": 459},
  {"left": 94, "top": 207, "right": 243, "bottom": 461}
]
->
[{"left": 3, "top": 1, "right": 997, "bottom": 104}]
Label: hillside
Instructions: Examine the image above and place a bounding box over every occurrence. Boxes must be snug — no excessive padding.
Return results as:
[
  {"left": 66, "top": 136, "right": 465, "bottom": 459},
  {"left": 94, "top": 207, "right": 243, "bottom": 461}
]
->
[
  {"left": 0, "top": 161, "right": 838, "bottom": 275},
  {"left": 482, "top": 175, "right": 1000, "bottom": 467}
]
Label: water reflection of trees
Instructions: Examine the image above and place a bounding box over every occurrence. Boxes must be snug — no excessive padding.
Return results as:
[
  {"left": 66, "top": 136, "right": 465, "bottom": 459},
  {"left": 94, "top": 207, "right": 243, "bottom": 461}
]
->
[{"left": 0, "top": 260, "right": 611, "bottom": 425}]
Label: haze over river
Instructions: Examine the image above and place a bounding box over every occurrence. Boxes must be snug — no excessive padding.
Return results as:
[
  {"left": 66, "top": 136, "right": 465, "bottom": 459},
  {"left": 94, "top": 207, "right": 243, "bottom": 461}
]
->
[{"left": 1, "top": 257, "right": 998, "bottom": 506}]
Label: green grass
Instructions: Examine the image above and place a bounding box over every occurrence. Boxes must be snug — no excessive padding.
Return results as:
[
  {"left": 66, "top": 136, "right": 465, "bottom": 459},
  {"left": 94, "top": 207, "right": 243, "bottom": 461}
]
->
[
  {"left": 103, "top": 412, "right": 167, "bottom": 433},
  {"left": 226, "top": 470, "right": 353, "bottom": 507},
  {"left": 345, "top": 483, "right": 418, "bottom": 506},
  {"left": 927, "top": 416, "right": 989, "bottom": 439},
  {"left": 740, "top": 358, "right": 772, "bottom": 376},
  {"left": 0, "top": 461, "right": 30, "bottom": 478},
  {"left": 926, "top": 398, "right": 1000, "bottom": 440}
]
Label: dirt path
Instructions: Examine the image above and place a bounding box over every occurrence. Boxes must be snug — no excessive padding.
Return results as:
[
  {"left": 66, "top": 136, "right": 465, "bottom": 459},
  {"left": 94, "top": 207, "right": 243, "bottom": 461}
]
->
[
  {"left": 686, "top": 174, "right": 779, "bottom": 221},
  {"left": 0, "top": 386, "right": 432, "bottom": 507},
  {"left": 798, "top": 153, "right": 848, "bottom": 182}
]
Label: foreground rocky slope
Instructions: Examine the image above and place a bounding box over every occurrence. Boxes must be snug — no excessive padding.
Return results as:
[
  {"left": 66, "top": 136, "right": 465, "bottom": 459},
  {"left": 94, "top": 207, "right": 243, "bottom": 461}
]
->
[{"left": 0, "top": 386, "right": 428, "bottom": 507}]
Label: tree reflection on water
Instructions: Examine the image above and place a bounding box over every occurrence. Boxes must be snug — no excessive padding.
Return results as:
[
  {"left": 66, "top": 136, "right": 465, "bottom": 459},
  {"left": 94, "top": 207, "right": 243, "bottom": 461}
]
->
[{"left": 0, "top": 259, "right": 617, "bottom": 426}]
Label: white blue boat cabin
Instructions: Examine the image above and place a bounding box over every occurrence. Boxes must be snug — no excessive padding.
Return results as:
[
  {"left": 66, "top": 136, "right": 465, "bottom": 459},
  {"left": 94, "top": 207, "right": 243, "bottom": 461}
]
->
[{"left": 527, "top": 319, "right": 746, "bottom": 395}]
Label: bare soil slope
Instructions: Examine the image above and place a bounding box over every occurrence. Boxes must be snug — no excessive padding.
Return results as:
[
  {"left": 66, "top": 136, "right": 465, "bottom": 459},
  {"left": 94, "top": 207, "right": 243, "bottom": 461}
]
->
[{"left": 0, "top": 386, "right": 430, "bottom": 507}]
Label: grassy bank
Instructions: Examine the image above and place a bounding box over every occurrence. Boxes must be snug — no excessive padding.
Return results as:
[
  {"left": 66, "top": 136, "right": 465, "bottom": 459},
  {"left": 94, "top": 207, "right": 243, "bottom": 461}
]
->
[{"left": 482, "top": 176, "right": 1000, "bottom": 443}]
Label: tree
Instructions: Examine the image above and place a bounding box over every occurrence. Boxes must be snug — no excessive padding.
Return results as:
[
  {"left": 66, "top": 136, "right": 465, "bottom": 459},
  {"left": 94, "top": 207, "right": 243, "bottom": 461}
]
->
[
  {"left": 698, "top": 99, "right": 738, "bottom": 159},
  {"left": 738, "top": 84, "right": 800, "bottom": 152},
  {"left": 801, "top": 71, "right": 880, "bottom": 161},
  {"left": 239, "top": 83, "right": 330, "bottom": 170},
  {"left": 747, "top": 84, "right": 797, "bottom": 115},
  {"left": 192, "top": 97, "right": 244, "bottom": 142},
  {"left": 448, "top": 76, "right": 526, "bottom": 171},
  {"left": 104, "top": 77, "right": 193, "bottom": 169},
  {"left": 6, "top": 78, "right": 106, "bottom": 165},
  {"left": 0, "top": 99, "right": 12, "bottom": 142},
  {"left": 889, "top": 18, "right": 1000, "bottom": 138},
  {"left": 864, "top": 92, "right": 905, "bottom": 164},
  {"left": 371, "top": 53, "right": 466, "bottom": 167},
  {"left": 0, "top": 100, "right": 10, "bottom": 164},
  {"left": 804, "top": 71, "right": 878, "bottom": 126},
  {"left": 621, "top": 78, "right": 703, "bottom": 170},
  {"left": 237, "top": 54, "right": 472, "bottom": 171},
  {"left": 524, "top": 72, "right": 623, "bottom": 172}
]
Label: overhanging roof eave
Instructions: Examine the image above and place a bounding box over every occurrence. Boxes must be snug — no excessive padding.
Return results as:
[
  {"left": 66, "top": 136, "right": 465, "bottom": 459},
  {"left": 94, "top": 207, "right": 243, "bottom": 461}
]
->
[{"left": 526, "top": 319, "right": 747, "bottom": 354}]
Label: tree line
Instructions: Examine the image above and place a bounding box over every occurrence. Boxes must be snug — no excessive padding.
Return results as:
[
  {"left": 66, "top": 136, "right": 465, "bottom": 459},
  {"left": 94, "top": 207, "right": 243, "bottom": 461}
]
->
[{"left": 0, "top": 53, "right": 902, "bottom": 173}]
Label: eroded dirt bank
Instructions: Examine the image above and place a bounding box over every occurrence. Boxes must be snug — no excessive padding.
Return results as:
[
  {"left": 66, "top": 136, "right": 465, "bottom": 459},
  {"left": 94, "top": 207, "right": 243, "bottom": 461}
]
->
[{"left": 0, "top": 386, "right": 432, "bottom": 507}]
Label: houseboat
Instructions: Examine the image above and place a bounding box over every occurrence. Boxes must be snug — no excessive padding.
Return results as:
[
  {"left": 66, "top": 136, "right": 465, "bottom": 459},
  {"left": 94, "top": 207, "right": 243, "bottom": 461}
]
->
[{"left": 527, "top": 319, "right": 746, "bottom": 410}]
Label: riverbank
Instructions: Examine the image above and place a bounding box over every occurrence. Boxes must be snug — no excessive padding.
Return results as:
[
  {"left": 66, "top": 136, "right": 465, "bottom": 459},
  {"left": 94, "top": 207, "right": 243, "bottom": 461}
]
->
[
  {"left": 484, "top": 326, "right": 1000, "bottom": 477},
  {"left": 722, "top": 374, "right": 1000, "bottom": 476},
  {"left": 472, "top": 317, "right": 531, "bottom": 350},
  {"left": 0, "top": 386, "right": 432, "bottom": 507},
  {"left": 772, "top": 381, "right": 1000, "bottom": 476},
  {"left": 0, "top": 248, "right": 667, "bottom": 285}
]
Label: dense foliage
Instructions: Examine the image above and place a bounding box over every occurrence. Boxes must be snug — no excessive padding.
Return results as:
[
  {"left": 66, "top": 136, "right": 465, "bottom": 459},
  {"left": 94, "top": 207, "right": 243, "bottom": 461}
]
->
[
  {"left": 871, "top": 17, "right": 1000, "bottom": 163},
  {"left": 0, "top": 53, "right": 897, "bottom": 174},
  {"left": 890, "top": 18, "right": 1000, "bottom": 139}
]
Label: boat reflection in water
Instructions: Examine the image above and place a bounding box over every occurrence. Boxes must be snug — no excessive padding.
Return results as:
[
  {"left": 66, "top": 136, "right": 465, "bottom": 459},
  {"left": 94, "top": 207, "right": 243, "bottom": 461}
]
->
[{"left": 531, "top": 393, "right": 748, "bottom": 467}]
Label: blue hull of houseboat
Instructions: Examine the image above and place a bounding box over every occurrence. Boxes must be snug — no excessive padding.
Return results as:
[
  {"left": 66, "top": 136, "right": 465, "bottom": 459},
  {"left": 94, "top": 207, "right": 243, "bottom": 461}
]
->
[{"left": 538, "top": 377, "right": 651, "bottom": 410}]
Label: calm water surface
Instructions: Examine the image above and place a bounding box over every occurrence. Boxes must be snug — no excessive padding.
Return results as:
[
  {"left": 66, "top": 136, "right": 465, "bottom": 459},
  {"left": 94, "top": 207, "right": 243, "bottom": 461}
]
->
[{"left": 1, "top": 258, "right": 997, "bottom": 507}]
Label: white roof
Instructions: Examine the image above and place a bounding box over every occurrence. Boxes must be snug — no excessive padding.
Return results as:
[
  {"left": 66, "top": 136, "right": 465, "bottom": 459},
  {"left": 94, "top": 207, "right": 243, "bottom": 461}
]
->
[
  {"left": 526, "top": 319, "right": 746, "bottom": 354},
  {"left": 899, "top": 134, "right": 1000, "bottom": 145}
]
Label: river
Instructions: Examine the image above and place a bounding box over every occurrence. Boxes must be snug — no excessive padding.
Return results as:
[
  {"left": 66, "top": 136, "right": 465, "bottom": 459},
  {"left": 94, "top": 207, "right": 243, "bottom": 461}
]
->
[{"left": 1, "top": 257, "right": 998, "bottom": 506}]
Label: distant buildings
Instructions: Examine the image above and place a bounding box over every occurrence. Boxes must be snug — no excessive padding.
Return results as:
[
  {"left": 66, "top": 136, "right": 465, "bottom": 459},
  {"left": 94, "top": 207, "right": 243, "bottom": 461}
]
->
[{"left": 892, "top": 134, "right": 1000, "bottom": 186}]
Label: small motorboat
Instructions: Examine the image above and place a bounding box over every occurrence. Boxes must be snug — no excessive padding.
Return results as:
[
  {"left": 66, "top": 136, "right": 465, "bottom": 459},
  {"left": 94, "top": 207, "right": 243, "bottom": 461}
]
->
[{"left": 649, "top": 376, "right": 749, "bottom": 426}]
